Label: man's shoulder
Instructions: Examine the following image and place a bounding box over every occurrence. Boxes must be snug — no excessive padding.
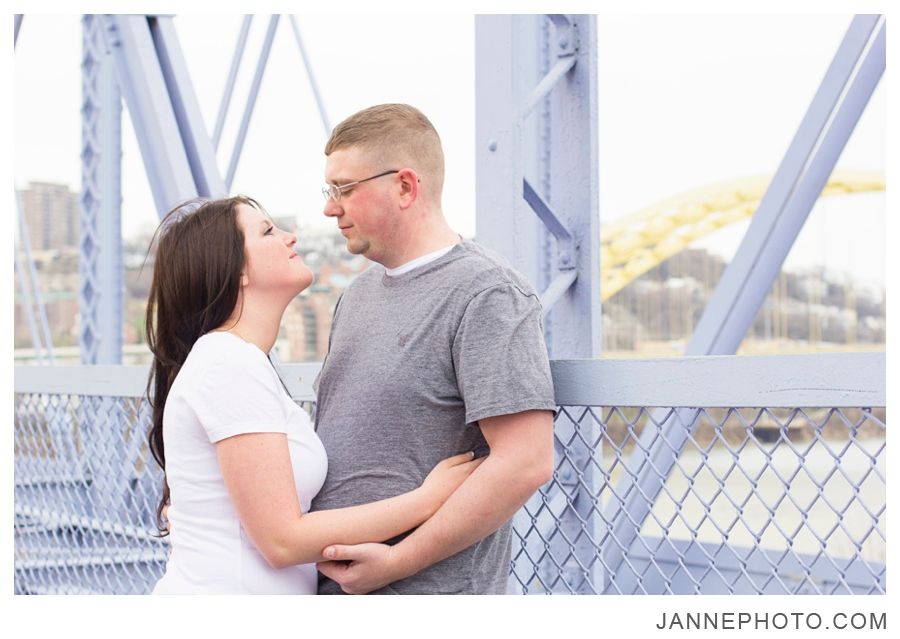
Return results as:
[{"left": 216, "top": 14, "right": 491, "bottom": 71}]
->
[{"left": 446, "top": 241, "right": 538, "bottom": 298}]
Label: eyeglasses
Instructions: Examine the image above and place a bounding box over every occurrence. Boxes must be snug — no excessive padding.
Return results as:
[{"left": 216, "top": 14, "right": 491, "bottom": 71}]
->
[{"left": 321, "top": 169, "right": 399, "bottom": 202}]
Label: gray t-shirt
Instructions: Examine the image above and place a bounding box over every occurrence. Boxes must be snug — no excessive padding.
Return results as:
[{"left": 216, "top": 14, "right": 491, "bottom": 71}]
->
[{"left": 311, "top": 240, "right": 556, "bottom": 594}]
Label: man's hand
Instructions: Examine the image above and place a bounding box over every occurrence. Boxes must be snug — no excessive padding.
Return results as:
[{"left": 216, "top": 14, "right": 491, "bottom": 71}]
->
[{"left": 316, "top": 543, "right": 407, "bottom": 594}]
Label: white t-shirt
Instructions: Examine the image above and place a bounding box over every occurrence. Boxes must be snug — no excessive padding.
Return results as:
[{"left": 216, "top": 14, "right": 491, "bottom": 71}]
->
[
  {"left": 384, "top": 242, "right": 458, "bottom": 277},
  {"left": 152, "top": 331, "right": 328, "bottom": 594}
]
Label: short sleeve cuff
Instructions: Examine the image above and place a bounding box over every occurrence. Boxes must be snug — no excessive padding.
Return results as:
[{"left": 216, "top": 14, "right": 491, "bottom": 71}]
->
[
  {"left": 465, "top": 399, "right": 559, "bottom": 426},
  {"left": 206, "top": 420, "right": 289, "bottom": 443}
]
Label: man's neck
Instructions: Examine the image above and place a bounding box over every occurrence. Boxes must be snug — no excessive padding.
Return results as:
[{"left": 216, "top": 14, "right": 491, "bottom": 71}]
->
[{"left": 378, "top": 214, "right": 460, "bottom": 269}]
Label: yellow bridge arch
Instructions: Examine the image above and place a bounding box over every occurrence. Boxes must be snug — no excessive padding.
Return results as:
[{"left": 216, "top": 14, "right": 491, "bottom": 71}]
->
[{"left": 600, "top": 169, "right": 885, "bottom": 301}]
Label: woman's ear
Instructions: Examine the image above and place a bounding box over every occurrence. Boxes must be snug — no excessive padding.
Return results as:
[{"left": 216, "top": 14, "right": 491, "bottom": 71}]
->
[{"left": 241, "top": 272, "right": 250, "bottom": 287}]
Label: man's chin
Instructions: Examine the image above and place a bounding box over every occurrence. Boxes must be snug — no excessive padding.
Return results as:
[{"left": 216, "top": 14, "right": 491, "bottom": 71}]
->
[{"left": 345, "top": 239, "right": 370, "bottom": 256}]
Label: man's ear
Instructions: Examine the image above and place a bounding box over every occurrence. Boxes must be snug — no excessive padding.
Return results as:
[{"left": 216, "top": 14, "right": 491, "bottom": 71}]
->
[{"left": 397, "top": 168, "right": 419, "bottom": 209}]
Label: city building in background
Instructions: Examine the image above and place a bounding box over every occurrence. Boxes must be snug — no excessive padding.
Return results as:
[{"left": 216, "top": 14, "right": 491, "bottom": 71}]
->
[
  {"left": 18, "top": 182, "right": 80, "bottom": 252},
  {"left": 603, "top": 248, "right": 885, "bottom": 357},
  {"left": 14, "top": 182, "right": 81, "bottom": 351}
]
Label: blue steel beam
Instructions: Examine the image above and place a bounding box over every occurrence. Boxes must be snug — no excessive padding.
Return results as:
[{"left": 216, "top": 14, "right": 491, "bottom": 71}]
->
[
  {"left": 538, "top": 270, "right": 577, "bottom": 317},
  {"left": 688, "top": 14, "right": 885, "bottom": 357},
  {"left": 150, "top": 17, "right": 227, "bottom": 198},
  {"left": 79, "top": 13, "right": 230, "bottom": 366},
  {"left": 476, "top": 14, "right": 601, "bottom": 343},
  {"left": 520, "top": 50, "right": 575, "bottom": 120},
  {"left": 541, "top": 14, "right": 600, "bottom": 359},
  {"left": 537, "top": 15, "right": 554, "bottom": 330},
  {"left": 538, "top": 15, "right": 602, "bottom": 594},
  {"left": 81, "top": 18, "right": 128, "bottom": 521},
  {"left": 477, "top": 14, "right": 602, "bottom": 594},
  {"left": 226, "top": 14, "right": 280, "bottom": 190},
  {"left": 289, "top": 15, "right": 331, "bottom": 137},
  {"left": 520, "top": 16, "right": 577, "bottom": 122},
  {"left": 101, "top": 15, "right": 197, "bottom": 215},
  {"left": 213, "top": 15, "right": 253, "bottom": 150},
  {"left": 522, "top": 178, "right": 574, "bottom": 266},
  {"left": 476, "top": 15, "right": 544, "bottom": 289},
  {"left": 601, "top": 14, "right": 886, "bottom": 588},
  {"left": 477, "top": 15, "right": 554, "bottom": 593},
  {"left": 101, "top": 14, "right": 227, "bottom": 214},
  {"left": 80, "top": 15, "right": 123, "bottom": 365}
]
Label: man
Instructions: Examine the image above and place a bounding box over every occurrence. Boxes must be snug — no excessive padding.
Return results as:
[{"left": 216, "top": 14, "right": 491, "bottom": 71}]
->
[{"left": 311, "top": 104, "right": 556, "bottom": 594}]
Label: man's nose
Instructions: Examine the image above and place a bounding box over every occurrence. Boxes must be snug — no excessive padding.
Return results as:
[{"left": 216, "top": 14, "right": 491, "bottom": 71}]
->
[{"left": 323, "top": 198, "right": 342, "bottom": 218}]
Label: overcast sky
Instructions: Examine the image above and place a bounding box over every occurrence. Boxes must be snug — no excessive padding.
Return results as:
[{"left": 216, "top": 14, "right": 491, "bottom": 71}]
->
[{"left": 14, "top": 13, "right": 885, "bottom": 288}]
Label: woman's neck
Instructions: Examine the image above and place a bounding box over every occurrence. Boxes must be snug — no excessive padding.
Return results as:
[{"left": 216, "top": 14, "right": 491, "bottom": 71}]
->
[{"left": 216, "top": 299, "right": 286, "bottom": 354}]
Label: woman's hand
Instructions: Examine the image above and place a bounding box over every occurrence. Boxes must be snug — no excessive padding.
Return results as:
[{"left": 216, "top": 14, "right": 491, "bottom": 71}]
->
[{"left": 419, "top": 451, "right": 485, "bottom": 513}]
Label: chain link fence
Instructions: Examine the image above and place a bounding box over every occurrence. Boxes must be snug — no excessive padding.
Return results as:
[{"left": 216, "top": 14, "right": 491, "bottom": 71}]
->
[
  {"left": 509, "top": 405, "right": 885, "bottom": 594},
  {"left": 14, "top": 365, "right": 885, "bottom": 595},
  {"left": 15, "top": 393, "right": 165, "bottom": 594}
]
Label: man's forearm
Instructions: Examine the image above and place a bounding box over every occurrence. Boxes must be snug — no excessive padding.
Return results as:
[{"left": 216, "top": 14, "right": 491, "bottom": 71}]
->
[{"left": 390, "top": 454, "right": 545, "bottom": 578}]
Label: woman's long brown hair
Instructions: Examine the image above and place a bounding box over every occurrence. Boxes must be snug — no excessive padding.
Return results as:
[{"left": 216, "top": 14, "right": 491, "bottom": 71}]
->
[{"left": 144, "top": 195, "right": 260, "bottom": 535}]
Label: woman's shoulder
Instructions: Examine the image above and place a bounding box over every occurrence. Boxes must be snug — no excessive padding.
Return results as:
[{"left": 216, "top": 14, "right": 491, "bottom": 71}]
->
[
  {"left": 196, "top": 331, "right": 267, "bottom": 356},
  {"left": 183, "top": 332, "right": 271, "bottom": 379}
]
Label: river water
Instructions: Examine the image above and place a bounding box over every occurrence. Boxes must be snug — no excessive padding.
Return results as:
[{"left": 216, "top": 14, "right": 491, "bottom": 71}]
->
[{"left": 605, "top": 436, "right": 886, "bottom": 562}]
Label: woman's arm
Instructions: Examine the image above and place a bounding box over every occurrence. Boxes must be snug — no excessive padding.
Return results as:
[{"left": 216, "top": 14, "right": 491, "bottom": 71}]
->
[{"left": 216, "top": 432, "right": 480, "bottom": 569}]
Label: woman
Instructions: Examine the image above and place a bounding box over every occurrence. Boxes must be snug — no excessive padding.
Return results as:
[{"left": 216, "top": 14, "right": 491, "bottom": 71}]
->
[{"left": 146, "top": 195, "right": 481, "bottom": 594}]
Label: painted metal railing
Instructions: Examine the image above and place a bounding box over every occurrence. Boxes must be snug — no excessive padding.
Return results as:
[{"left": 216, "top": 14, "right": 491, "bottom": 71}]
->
[{"left": 14, "top": 353, "right": 884, "bottom": 594}]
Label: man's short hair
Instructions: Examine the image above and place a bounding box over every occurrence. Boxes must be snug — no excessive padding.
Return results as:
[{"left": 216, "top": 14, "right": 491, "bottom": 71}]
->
[{"left": 325, "top": 104, "right": 445, "bottom": 200}]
